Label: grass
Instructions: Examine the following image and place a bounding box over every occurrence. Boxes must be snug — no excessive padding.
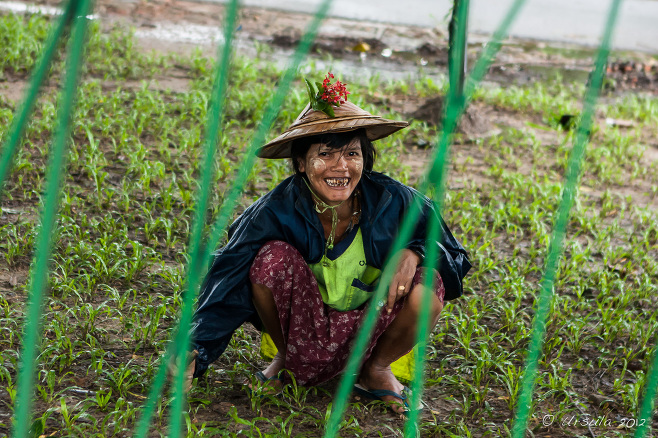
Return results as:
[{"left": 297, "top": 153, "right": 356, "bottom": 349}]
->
[{"left": 0, "top": 9, "right": 657, "bottom": 438}]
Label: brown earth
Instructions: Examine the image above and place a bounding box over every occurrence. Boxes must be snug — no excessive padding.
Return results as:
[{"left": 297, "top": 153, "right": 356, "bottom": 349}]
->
[{"left": 15, "top": 0, "right": 658, "bottom": 96}]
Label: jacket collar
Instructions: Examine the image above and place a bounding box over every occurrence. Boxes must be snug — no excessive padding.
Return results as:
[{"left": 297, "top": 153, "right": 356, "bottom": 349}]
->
[
  {"left": 293, "top": 176, "right": 324, "bottom": 234},
  {"left": 359, "top": 172, "right": 392, "bottom": 225}
]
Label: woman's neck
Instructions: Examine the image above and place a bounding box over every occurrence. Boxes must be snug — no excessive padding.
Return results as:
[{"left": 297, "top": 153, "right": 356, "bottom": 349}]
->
[{"left": 315, "top": 195, "right": 354, "bottom": 222}]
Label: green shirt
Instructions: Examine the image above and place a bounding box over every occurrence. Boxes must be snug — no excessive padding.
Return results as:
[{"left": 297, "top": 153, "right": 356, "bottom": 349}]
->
[{"left": 309, "top": 228, "right": 381, "bottom": 311}]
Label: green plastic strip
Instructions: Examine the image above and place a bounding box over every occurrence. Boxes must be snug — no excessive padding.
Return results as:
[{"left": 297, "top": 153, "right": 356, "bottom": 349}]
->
[
  {"left": 404, "top": 0, "right": 469, "bottom": 434},
  {"left": 635, "top": 333, "right": 658, "bottom": 437},
  {"left": 510, "top": 1, "right": 622, "bottom": 436},
  {"left": 403, "top": 204, "right": 440, "bottom": 437},
  {"left": 133, "top": 0, "right": 331, "bottom": 436},
  {"left": 0, "top": 0, "right": 77, "bottom": 200},
  {"left": 179, "top": 0, "right": 331, "bottom": 433},
  {"left": 205, "top": 0, "right": 331, "bottom": 252},
  {"left": 324, "top": 1, "right": 528, "bottom": 436},
  {"left": 10, "top": 1, "right": 92, "bottom": 437},
  {"left": 167, "top": 0, "right": 240, "bottom": 436},
  {"left": 132, "top": 1, "right": 239, "bottom": 436},
  {"left": 404, "top": 0, "right": 469, "bottom": 437}
]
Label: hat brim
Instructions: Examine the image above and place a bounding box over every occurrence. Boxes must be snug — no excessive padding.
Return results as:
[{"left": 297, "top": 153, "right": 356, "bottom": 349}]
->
[{"left": 257, "top": 102, "right": 410, "bottom": 159}]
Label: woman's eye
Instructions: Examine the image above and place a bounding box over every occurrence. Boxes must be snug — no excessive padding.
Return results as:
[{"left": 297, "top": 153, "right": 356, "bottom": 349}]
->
[{"left": 319, "top": 152, "right": 328, "bottom": 157}]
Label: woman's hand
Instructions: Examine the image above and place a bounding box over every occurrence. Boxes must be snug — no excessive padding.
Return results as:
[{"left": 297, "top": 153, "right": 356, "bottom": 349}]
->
[{"left": 386, "top": 249, "right": 421, "bottom": 313}]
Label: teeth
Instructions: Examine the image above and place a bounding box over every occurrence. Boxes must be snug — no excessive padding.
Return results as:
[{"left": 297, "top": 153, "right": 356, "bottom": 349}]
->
[{"left": 325, "top": 178, "right": 349, "bottom": 187}]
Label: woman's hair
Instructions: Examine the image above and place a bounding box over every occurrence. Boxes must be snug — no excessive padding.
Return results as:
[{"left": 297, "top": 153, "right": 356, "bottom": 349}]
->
[{"left": 290, "top": 128, "right": 376, "bottom": 174}]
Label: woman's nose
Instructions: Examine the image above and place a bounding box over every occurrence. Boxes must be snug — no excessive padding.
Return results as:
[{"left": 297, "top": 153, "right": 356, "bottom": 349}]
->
[{"left": 332, "top": 154, "right": 348, "bottom": 169}]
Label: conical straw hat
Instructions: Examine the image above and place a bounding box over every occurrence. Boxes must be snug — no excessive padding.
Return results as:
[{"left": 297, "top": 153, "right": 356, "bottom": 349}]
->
[{"left": 257, "top": 101, "right": 409, "bottom": 159}]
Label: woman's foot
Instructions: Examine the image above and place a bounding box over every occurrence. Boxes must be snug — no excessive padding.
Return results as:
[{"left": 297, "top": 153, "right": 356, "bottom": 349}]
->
[
  {"left": 358, "top": 361, "right": 407, "bottom": 414},
  {"left": 247, "top": 352, "right": 285, "bottom": 394},
  {"left": 261, "top": 351, "right": 286, "bottom": 379},
  {"left": 166, "top": 349, "right": 198, "bottom": 392},
  {"left": 184, "top": 358, "right": 196, "bottom": 392}
]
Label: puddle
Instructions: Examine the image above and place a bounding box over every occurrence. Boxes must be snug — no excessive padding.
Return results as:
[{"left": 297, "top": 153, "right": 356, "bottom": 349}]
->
[
  {"left": 131, "top": 20, "right": 447, "bottom": 83},
  {"left": 522, "top": 65, "right": 590, "bottom": 83},
  {"left": 134, "top": 23, "right": 225, "bottom": 46},
  {"left": 0, "top": 1, "right": 98, "bottom": 19},
  {"left": 0, "top": 1, "right": 62, "bottom": 16}
]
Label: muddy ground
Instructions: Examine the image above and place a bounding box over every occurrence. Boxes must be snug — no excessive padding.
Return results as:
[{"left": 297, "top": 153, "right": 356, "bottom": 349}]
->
[
  {"left": 9, "top": 0, "right": 658, "bottom": 95},
  {"left": 1, "top": 1, "right": 658, "bottom": 437}
]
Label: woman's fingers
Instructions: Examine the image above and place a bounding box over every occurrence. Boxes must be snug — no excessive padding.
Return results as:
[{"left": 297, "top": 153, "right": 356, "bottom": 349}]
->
[
  {"left": 386, "top": 276, "right": 413, "bottom": 313},
  {"left": 386, "top": 283, "right": 398, "bottom": 314},
  {"left": 385, "top": 249, "right": 420, "bottom": 313}
]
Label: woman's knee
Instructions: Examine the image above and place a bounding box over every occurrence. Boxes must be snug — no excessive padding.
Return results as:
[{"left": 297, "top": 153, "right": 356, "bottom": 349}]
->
[
  {"left": 407, "top": 283, "right": 444, "bottom": 319},
  {"left": 250, "top": 241, "right": 304, "bottom": 278},
  {"left": 407, "top": 267, "right": 445, "bottom": 315}
]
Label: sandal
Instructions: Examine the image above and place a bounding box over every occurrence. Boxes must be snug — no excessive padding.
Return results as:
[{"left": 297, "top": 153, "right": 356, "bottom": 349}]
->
[
  {"left": 246, "top": 370, "right": 284, "bottom": 397},
  {"left": 353, "top": 383, "right": 424, "bottom": 416}
]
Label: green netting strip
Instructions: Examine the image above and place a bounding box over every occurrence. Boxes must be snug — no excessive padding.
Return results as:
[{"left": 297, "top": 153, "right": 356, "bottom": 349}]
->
[
  {"left": 324, "top": 1, "right": 528, "bottom": 436},
  {"left": 133, "top": 1, "right": 331, "bottom": 436},
  {"left": 10, "top": 1, "right": 92, "bottom": 437},
  {"left": 0, "top": 1, "right": 76, "bottom": 200},
  {"left": 169, "top": 0, "right": 238, "bottom": 438},
  {"left": 635, "top": 334, "right": 658, "bottom": 437},
  {"left": 510, "top": 1, "right": 622, "bottom": 436},
  {"left": 403, "top": 207, "right": 441, "bottom": 437},
  {"left": 404, "top": 1, "right": 469, "bottom": 435},
  {"left": 205, "top": 0, "right": 331, "bottom": 252},
  {"left": 132, "top": 1, "right": 239, "bottom": 436},
  {"left": 167, "top": 0, "right": 240, "bottom": 435}
]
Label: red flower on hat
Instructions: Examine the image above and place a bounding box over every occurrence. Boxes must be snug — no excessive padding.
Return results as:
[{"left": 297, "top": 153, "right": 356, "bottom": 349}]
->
[
  {"left": 320, "top": 73, "right": 350, "bottom": 105},
  {"left": 304, "top": 72, "right": 350, "bottom": 117}
]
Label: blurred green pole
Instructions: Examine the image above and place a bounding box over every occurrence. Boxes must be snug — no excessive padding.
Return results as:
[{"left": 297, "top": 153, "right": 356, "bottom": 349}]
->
[
  {"left": 205, "top": 0, "right": 332, "bottom": 252},
  {"left": 404, "top": 0, "right": 469, "bottom": 434},
  {"left": 510, "top": 1, "right": 622, "bottom": 436},
  {"left": 634, "top": 331, "right": 658, "bottom": 438},
  {"left": 166, "top": 0, "right": 240, "bottom": 436},
  {"left": 325, "top": 1, "right": 528, "bottom": 436},
  {"left": 10, "top": 1, "right": 92, "bottom": 437},
  {"left": 0, "top": 0, "right": 78, "bottom": 200},
  {"left": 403, "top": 208, "right": 440, "bottom": 437},
  {"left": 448, "top": 0, "right": 469, "bottom": 99},
  {"left": 164, "top": 0, "right": 332, "bottom": 437},
  {"left": 132, "top": 1, "right": 240, "bottom": 437}
]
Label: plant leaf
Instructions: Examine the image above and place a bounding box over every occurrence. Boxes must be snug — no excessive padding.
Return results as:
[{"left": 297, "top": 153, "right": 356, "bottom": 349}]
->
[
  {"left": 28, "top": 419, "right": 43, "bottom": 438},
  {"left": 304, "top": 79, "right": 317, "bottom": 105},
  {"left": 321, "top": 103, "right": 335, "bottom": 117}
]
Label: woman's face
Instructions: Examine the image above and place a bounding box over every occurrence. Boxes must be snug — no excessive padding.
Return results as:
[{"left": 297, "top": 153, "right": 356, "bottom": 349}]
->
[{"left": 298, "top": 137, "right": 364, "bottom": 206}]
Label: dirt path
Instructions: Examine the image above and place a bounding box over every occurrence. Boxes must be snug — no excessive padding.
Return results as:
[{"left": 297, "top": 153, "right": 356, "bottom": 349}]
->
[{"left": 4, "top": 0, "right": 658, "bottom": 93}]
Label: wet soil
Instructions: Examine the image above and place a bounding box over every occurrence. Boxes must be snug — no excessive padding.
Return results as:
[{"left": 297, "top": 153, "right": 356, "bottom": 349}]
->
[{"left": 10, "top": 0, "right": 658, "bottom": 94}]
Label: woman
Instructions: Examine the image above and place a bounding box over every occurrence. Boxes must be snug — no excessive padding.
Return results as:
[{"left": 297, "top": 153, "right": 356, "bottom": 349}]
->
[{"left": 189, "top": 75, "right": 471, "bottom": 414}]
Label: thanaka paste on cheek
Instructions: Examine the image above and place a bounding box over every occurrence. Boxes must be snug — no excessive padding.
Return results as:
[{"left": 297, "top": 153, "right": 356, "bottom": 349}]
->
[{"left": 310, "top": 158, "right": 326, "bottom": 176}]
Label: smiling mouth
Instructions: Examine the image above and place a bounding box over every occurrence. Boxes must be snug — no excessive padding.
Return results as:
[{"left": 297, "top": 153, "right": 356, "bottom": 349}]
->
[{"left": 325, "top": 177, "right": 350, "bottom": 187}]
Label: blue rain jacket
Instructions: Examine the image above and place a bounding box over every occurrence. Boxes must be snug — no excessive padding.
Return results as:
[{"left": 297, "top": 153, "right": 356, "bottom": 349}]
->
[{"left": 191, "top": 171, "right": 471, "bottom": 376}]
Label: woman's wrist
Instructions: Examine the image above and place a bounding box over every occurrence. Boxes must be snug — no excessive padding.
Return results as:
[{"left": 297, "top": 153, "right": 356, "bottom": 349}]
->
[{"left": 402, "top": 248, "right": 421, "bottom": 267}]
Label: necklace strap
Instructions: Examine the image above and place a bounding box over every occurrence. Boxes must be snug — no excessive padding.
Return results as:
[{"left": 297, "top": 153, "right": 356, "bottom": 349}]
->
[{"left": 303, "top": 178, "right": 350, "bottom": 253}]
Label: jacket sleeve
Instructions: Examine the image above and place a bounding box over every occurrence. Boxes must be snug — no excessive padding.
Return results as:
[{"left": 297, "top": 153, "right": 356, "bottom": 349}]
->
[
  {"left": 407, "top": 192, "right": 471, "bottom": 301},
  {"left": 190, "top": 198, "right": 285, "bottom": 377}
]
